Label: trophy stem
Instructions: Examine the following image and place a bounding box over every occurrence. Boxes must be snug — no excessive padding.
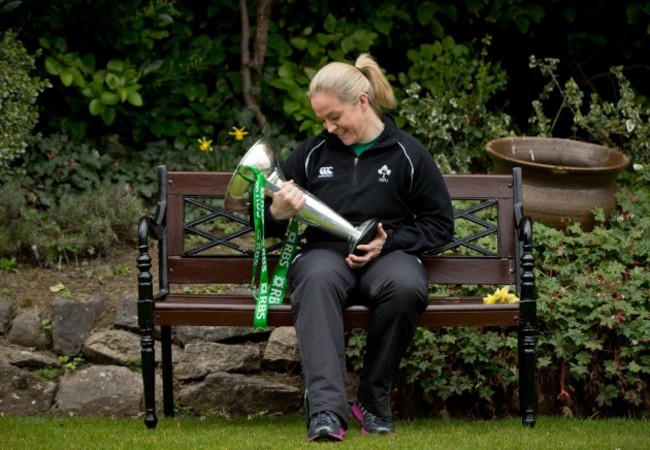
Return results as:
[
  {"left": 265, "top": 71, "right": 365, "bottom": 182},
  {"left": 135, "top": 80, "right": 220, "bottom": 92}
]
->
[{"left": 266, "top": 178, "right": 377, "bottom": 253}]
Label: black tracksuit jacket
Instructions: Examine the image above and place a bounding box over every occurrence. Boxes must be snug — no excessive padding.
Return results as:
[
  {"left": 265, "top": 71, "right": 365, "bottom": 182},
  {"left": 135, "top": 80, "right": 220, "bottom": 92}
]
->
[{"left": 265, "top": 115, "right": 454, "bottom": 256}]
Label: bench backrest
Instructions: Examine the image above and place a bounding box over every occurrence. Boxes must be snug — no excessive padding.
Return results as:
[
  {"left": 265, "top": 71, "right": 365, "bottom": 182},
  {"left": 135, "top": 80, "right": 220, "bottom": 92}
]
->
[{"left": 152, "top": 166, "right": 523, "bottom": 291}]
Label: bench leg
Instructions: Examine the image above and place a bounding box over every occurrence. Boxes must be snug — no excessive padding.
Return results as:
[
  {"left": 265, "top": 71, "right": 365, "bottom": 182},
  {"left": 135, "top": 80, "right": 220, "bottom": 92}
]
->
[
  {"left": 519, "top": 318, "right": 536, "bottom": 427},
  {"left": 138, "top": 299, "right": 158, "bottom": 428},
  {"left": 161, "top": 325, "right": 175, "bottom": 417},
  {"left": 140, "top": 324, "right": 158, "bottom": 429},
  {"left": 137, "top": 227, "right": 158, "bottom": 429},
  {"left": 518, "top": 250, "right": 536, "bottom": 426},
  {"left": 518, "top": 217, "right": 536, "bottom": 427}
]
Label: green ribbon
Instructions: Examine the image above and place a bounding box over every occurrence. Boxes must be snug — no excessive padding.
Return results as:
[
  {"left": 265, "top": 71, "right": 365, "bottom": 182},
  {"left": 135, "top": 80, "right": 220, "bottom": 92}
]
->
[{"left": 249, "top": 167, "right": 300, "bottom": 330}]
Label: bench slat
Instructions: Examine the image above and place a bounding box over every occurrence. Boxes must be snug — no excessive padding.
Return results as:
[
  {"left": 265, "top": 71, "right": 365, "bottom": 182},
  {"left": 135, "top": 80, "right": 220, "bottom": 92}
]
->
[
  {"left": 166, "top": 172, "right": 515, "bottom": 198},
  {"left": 167, "top": 257, "right": 516, "bottom": 285},
  {"left": 154, "top": 302, "right": 519, "bottom": 328},
  {"left": 159, "top": 294, "right": 492, "bottom": 305}
]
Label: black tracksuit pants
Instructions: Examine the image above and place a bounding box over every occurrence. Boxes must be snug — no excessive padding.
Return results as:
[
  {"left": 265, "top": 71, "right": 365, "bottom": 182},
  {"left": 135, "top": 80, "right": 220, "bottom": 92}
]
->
[{"left": 288, "top": 247, "right": 428, "bottom": 426}]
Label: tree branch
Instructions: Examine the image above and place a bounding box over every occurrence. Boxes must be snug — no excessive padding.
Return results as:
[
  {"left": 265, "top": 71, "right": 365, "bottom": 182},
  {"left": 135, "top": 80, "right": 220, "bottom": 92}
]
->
[{"left": 239, "top": 0, "right": 273, "bottom": 133}]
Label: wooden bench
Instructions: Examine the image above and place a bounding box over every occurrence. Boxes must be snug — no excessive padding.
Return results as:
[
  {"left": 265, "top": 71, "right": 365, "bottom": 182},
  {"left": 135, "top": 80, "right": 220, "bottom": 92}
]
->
[{"left": 136, "top": 165, "right": 536, "bottom": 429}]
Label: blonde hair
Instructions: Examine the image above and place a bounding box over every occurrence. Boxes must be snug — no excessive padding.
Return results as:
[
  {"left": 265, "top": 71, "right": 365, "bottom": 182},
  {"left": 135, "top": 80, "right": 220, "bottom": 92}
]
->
[{"left": 308, "top": 53, "right": 396, "bottom": 113}]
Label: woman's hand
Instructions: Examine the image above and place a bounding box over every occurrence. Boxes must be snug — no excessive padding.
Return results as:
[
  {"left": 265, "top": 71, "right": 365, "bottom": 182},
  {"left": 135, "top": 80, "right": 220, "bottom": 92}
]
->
[
  {"left": 269, "top": 180, "right": 306, "bottom": 221},
  {"left": 346, "top": 222, "right": 387, "bottom": 269}
]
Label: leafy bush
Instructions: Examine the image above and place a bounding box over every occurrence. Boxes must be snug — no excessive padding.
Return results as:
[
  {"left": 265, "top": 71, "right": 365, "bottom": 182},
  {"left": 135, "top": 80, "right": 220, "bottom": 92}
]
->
[
  {"left": 12, "top": 1, "right": 255, "bottom": 148},
  {"left": 398, "top": 36, "right": 513, "bottom": 173},
  {"left": 346, "top": 171, "right": 650, "bottom": 419},
  {"left": 1, "top": 128, "right": 251, "bottom": 263},
  {"left": 44, "top": 183, "right": 143, "bottom": 261},
  {"left": 8, "top": 133, "right": 204, "bottom": 206},
  {"left": 528, "top": 56, "right": 650, "bottom": 165},
  {"left": 2, "top": 1, "right": 552, "bottom": 155},
  {"left": 15, "top": 134, "right": 115, "bottom": 207},
  {"left": 533, "top": 181, "right": 650, "bottom": 416},
  {"left": 0, "top": 182, "right": 143, "bottom": 264},
  {"left": 0, "top": 30, "right": 50, "bottom": 174},
  {"left": 0, "top": 180, "right": 27, "bottom": 255}
]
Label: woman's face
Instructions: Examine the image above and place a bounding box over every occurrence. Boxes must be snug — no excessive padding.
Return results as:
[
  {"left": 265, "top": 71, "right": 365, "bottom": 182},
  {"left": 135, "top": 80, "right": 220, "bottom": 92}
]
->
[{"left": 310, "top": 91, "right": 371, "bottom": 146}]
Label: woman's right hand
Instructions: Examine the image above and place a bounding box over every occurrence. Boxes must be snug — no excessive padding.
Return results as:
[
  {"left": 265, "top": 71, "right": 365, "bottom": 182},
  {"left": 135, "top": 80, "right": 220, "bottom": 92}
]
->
[{"left": 269, "top": 179, "right": 306, "bottom": 221}]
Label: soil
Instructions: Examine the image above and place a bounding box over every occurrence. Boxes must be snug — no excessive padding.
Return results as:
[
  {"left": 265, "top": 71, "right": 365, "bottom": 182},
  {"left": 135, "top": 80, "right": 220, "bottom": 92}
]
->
[{"left": 1, "top": 244, "right": 139, "bottom": 329}]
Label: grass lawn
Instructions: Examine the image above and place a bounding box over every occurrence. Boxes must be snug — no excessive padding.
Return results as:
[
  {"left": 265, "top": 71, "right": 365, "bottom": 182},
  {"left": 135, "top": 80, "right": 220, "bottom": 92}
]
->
[{"left": 2, "top": 415, "right": 648, "bottom": 450}]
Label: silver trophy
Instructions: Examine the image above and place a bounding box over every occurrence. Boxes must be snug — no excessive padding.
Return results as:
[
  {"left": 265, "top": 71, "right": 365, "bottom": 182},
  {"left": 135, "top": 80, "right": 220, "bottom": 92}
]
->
[{"left": 225, "top": 138, "right": 377, "bottom": 253}]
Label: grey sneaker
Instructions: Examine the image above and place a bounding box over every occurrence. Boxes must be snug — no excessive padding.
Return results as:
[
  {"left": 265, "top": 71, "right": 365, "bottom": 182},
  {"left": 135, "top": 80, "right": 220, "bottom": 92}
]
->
[
  {"left": 351, "top": 402, "right": 395, "bottom": 434},
  {"left": 307, "top": 411, "right": 346, "bottom": 442}
]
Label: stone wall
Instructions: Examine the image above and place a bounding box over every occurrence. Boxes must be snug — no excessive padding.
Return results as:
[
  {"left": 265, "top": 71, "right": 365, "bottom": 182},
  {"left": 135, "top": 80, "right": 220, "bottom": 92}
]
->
[{"left": 0, "top": 294, "right": 315, "bottom": 418}]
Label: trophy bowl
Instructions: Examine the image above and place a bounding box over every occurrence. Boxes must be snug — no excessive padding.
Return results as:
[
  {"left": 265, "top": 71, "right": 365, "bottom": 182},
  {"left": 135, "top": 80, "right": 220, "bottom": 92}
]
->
[{"left": 224, "top": 139, "right": 282, "bottom": 212}]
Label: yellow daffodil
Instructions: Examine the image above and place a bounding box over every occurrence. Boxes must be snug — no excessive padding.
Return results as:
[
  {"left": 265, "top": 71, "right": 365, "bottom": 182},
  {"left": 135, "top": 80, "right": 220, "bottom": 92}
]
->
[
  {"left": 495, "top": 286, "right": 509, "bottom": 301},
  {"left": 506, "top": 292, "right": 520, "bottom": 304},
  {"left": 229, "top": 126, "right": 249, "bottom": 141},
  {"left": 198, "top": 137, "right": 213, "bottom": 152},
  {"left": 483, "top": 286, "right": 519, "bottom": 304},
  {"left": 483, "top": 293, "right": 497, "bottom": 304}
]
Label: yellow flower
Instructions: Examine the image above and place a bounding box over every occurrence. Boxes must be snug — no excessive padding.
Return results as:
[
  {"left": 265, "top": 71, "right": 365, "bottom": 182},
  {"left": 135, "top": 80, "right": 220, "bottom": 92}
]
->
[
  {"left": 229, "top": 126, "right": 249, "bottom": 141},
  {"left": 506, "top": 293, "right": 520, "bottom": 304},
  {"left": 495, "top": 286, "right": 509, "bottom": 301},
  {"left": 483, "top": 286, "right": 519, "bottom": 304},
  {"left": 198, "top": 137, "right": 213, "bottom": 152},
  {"left": 483, "top": 294, "right": 497, "bottom": 305}
]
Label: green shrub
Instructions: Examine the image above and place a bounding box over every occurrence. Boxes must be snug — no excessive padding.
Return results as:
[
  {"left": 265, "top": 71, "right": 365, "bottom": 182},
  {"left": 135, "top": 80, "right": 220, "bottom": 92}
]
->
[
  {"left": 0, "top": 182, "right": 142, "bottom": 264},
  {"left": 528, "top": 56, "right": 650, "bottom": 165},
  {"left": 533, "top": 182, "right": 650, "bottom": 416},
  {"left": 13, "top": 134, "right": 115, "bottom": 208},
  {"left": 0, "top": 180, "right": 28, "bottom": 254},
  {"left": 33, "top": 366, "right": 61, "bottom": 382},
  {"left": 347, "top": 171, "right": 650, "bottom": 419},
  {"left": 79, "top": 185, "right": 136, "bottom": 244},
  {"left": 398, "top": 36, "right": 513, "bottom": 173},
  {"left": 36, "top": 183, "right": 142, "bottom": 263},
  {"left": 0, "top": 30, "right": 51, "bottom": 174}
]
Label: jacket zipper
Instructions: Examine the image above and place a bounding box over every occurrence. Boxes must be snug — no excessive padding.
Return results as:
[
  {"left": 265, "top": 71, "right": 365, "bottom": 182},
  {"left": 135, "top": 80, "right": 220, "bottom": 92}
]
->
[{"left": 351, "top": 157, "right": 359, "bottom": 191}]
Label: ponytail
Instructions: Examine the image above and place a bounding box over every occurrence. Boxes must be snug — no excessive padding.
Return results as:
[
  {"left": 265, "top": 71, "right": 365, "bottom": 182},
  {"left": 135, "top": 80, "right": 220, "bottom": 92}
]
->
[{"left": 309, "top": 53, "right": 396, "bottom": 113}]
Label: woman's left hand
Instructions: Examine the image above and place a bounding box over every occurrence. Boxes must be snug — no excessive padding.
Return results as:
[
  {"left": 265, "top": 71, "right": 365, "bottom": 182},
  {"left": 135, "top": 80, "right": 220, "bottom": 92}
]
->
[{"left": 346, "top": 222, "right": 387, "bottom": 269}]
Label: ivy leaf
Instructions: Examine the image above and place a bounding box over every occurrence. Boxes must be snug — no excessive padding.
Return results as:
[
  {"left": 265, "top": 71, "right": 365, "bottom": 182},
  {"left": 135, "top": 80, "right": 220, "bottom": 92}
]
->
[
  {"left": 628, "top": 361, "right": 641, "bottom": 373},
  {"left": 127, "top": 91, "right": 143, "bottom": 107},
  {"left": 89, "top": 99, "right": 104, "bottom": 115},
  {"left": 323, "top": 14, "right": 337, "bottom": 33},
  {"left": 416, "top": 3, "right": 437, "bottom": 26},
  {"left": 44, "top": 57, "right": 60, "bottom": 75},
  {"left": 100, "top": 91, "right": 120, "bottom": 105},
  {"left": 60, "top": 69, "right": 73, "bottom": 87}
]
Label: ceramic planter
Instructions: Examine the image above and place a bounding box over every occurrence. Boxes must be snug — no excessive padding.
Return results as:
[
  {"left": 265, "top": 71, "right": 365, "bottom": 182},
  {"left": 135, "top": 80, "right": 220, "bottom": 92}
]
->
[{"left": 486, "top": 137, "right": 630, "bottom": 230}]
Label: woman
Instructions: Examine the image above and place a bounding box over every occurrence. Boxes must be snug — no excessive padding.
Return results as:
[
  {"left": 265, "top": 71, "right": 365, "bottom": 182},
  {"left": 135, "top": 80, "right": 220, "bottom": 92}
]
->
[{"left": 265, "top": 53, "right": 454, "bottom": 442}]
